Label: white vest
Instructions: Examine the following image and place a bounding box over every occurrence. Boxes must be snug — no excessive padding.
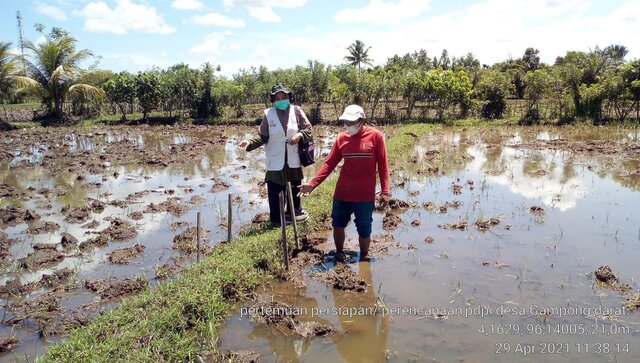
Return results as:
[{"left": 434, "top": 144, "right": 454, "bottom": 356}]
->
[{"left": 264, "top": 106, "right": 301, "bottom": 170}]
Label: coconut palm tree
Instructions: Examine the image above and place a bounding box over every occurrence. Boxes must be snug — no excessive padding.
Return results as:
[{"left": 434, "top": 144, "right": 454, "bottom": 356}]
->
[
  {"left": 345, "top": 40, "right": 373, "bottom": 70},
  {"left": 0, "top": 41, "right": 20, "bottom": 102},
  {"left": 18, "top": 33, "right": 103, "bottom": 118}
]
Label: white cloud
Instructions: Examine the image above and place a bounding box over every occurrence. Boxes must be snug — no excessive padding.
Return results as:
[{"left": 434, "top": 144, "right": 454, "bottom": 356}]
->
[
  {"left": 190, "top": 32, "right": 232, "bottom": 57},
  {"left": 191, "top": 12, "right": 245, "bottom": 28},
  {"left": 75, "top": 0, "right": 175, "bottom": 35},
  {"left": 334, "top": 0, "right": 431, "bottom": 24},
  {"left": 172, "top": 0, "right": 205, "bottom": 10},
  {"left": 252, "top": 46, "right": 269, "bottom": 59},
  {"left": 222, "top": 0, "right": 307, "bottom": 23},
  {"left": 247, "top": 6, "right": 280, "bottom": 22},
  {"left": 35, "top": 2, "right": 68, "bottom": 21}
]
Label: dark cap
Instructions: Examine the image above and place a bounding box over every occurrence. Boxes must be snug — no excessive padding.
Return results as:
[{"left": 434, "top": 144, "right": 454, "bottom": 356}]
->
[{"left": 270, "top": 83, "right": 291, "bottom": 95}]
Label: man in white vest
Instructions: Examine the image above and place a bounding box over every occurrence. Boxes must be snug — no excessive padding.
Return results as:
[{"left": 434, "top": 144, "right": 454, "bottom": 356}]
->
[{"left": 239, "top": 84, "right": 312, "bottom": 228}]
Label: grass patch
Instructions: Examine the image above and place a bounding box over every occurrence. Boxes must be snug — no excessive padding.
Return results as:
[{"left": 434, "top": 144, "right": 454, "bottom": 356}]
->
[{"left": 42, "top": 123, "right": 434, "bottom": 362}]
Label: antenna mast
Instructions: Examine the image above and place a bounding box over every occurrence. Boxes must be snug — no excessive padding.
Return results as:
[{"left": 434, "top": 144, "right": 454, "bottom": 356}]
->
[{"left": 16, "top": 11, "right": 26, "bottom": 73}]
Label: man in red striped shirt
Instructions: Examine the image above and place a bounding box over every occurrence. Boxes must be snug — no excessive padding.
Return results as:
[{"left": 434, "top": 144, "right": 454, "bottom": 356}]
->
[{"left": 299, "top": 105, "right": 390, "bottom": 262}]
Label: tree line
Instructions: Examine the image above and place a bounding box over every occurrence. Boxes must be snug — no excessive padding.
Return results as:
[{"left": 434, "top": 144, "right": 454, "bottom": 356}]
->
[{"left": 1, "top": 28, "right": 639, "bottom": 125}]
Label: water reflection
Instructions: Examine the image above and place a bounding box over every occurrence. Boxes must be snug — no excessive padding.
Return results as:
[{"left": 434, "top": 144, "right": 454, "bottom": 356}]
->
[{"left": 330, "top": 262, "right": 390, "bottom": 363}]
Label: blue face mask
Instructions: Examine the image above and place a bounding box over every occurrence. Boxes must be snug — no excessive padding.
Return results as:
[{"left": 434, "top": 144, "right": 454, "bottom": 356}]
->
[{"left": 274, "top": 99, "right": 290, "bottom": 111}]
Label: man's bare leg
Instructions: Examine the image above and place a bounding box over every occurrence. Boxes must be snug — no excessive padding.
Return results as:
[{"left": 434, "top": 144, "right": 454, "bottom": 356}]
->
[
  {"left": 333, "top": 227, "right": 345, "bottom": 252},
  {"left": 359, "top": 236, "right": 371, "bottom": 260}
]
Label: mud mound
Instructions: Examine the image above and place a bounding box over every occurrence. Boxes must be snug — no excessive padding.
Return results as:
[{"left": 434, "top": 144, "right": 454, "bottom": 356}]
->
[
  {"left": 62, "top": 206, "right": 92, "bottom": 224},
  {"left": 129, "top": 211, "right": 143, "bottom": 220},
  {"left": 0, "top": 279, "right": 38, "bottom": 298},
  {"left": 79, "top": 234, "right": 109, "bottom": 252},
  {"left": 423, "top": 201, "right": 437, "bottom": 211},
  {"left": 312, "top": 264, "right": 367, "bottom": 292},
  {"left": 172, "top": 227, "right": 211, "bottom": 255},
  {"left": 103, "top": 218, "right": 137, "bottom": 241},
  {"left": 82, "top": 219, "right": 100, "bottom": 229},
  {"left": 529, "top": 206, "right": 545, "bottom": 216},
  {"left": 251, "top": 301, "right": 296, "bottom": 326},
  {"left": 368, "top": 234, "right": 403, "bottom": 256},
  {"left": 594, "top": 265, "right": 633, "bottom": 294},
  {"left": 474, "top": 217, "right": 500, "bottom": 231},
  {"left": 210, "top": 181, "right": 230, "bottom": 193},
  {"left": 376, "top": 198, "right": 411, "bottom": 211},
  {"left": 215, "top": 350, "right": 260, "bottom": 363},
  {"left": 0, "top": 336, "right": 19, "bottom": 353},
  {"left": 42, "top": 311, "right": 92, "bottom": 336},
  {"left": 625, "top": 293, "right": 640, "bottom": 311},
  {"left": 40, "top": 267, "right": 75, "bottom": 288},
  {"left": 108, "top": 244, "right": 145, "bottom": 264},
  {"left": 27, "top": 220, "right": 60, "bottom": 234},
  {"left": 145, "top": 197, "right": 189, "bottom": 217},
  {"left": 6, "top": 290, "right": 63, "bottom": 325},
  {"left": 33, "top": 243, "right": 60, "bottom": 251},
  {"left": 382, "top": 212, "right": 402, "bottom": 230},
  {"left": 595, "top": 265, "right": 618, "bottom": 284},
  {"left": 170, "top": 221, "right": 189, "bottom": 230},
  {"left": 84, "top": 277, "right": 148, "bottom": 300},
  {"left": 251, "top": 213, "right": 270, "bottom": 224},
  {"left": 155, "top": 262, "right": 181, "bottom": 279},
  {"left": 1, "top": 232, "right": 17, "bottom": 263},
  {"left": 189, "top": 195, "right": 206, "bottom": 205},
  {"left": 291, "top": 320, "right": 334, "bottom": 338},
  {"left": 0, "top": 184, "right": 26, "bottom": 199},
  {"left": 438, "top": 220, "right": 468, "bottom": 230},
  {"left": 0, "top": 206, "right": 40, "bottom": 226},
  {"left": 451, "top": 183, "right": 462, "bottom": 195},
  {"left": 90, "top": 200, "right": 106, "bottom": 213},
  {"left": 19, "top": 248, "right": 64, "bottom": 270}
]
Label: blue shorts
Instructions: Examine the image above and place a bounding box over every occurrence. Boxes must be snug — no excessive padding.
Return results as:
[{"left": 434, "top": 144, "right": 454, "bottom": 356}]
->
[{"left": 331, "top": 200, "right": 375, "bottom": 238}]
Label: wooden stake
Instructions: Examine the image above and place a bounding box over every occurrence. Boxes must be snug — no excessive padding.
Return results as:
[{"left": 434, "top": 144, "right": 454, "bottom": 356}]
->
[
  {"left": 279, "top": 192, "right": 289, "bottom": 270},
  {"left": 286, "top": 182, "right": 300, "bottom": 250},
  {"left": 196, "top": 211, "right": 201, "bottom": 262},
  {"left": 227, "top": 193, "right": 232, "bottom": 243}
]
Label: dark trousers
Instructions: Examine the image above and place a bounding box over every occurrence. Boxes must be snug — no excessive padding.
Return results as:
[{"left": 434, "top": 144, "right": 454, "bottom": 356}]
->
[{"left": 267, "top": 180, "right": 302, "bottom": 225}]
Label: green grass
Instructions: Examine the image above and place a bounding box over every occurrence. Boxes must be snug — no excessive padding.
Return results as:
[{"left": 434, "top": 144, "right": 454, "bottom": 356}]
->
[{"left": 43, "top": 123, "right": 434, "bottom": 362}]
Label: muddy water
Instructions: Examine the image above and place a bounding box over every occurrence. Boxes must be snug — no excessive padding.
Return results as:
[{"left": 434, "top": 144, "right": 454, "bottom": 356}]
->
[
  {"left": 218, "top": 127, "right": 640, "bottom": 363},
  {"left": 0, "top": 125, "right": 336, "bottom": 361}
]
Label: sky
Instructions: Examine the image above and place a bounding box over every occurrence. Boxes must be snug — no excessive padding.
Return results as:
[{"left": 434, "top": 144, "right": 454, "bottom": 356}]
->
[{"left": 1, "top": 0, "right": 639, "bottom": 77}]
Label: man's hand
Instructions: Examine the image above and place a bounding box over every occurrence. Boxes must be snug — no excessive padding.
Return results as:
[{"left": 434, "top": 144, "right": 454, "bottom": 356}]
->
[
  {"left": 376, "top": 191, "right": 391, "bottom": 209},
  {"left": 238, "top": 140, "right": 250, "bottom": 150},
  {"left": 288, "top": 133, "right": 302, "bottom": 145},
  {"left": 298, "top": 183, "right": 314, "bottom": 197}
]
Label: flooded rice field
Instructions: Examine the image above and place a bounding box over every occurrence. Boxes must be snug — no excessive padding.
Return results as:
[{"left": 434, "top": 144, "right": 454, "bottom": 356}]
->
[
  {"left": 217, "top": 126, "right": 640, "bottom": 363},
  {"left": 0, "top": 124, "right": 334, "bottom": 361},
  {"left": 1, "top": 124, "right": 640, "bottom": 362}
]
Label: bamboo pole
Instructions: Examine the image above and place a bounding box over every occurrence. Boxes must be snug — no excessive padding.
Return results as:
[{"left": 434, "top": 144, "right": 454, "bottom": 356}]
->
[
  {"left": 286, "top": 182, "right": 300, "bottom": 250},
  {"left": 279, "top": 192, "right": 289, "bottom": 270}
]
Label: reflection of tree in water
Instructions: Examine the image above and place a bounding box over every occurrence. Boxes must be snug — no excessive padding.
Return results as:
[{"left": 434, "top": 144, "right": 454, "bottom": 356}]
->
[
  {"left": 559, "top": 156, "right": 577, "bottom": 184},
  {"left": 522, "top": 153, "right": 546, "bottom": 177},
  {"left": 612, "top": 160, "right": 640, "bottom": 191},
  {"left": 481, "top": 144, "right": 506, "bottom": 174}
]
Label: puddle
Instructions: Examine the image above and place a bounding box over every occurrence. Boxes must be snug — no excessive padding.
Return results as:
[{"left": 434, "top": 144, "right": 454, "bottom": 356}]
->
[{"left": 217, "top": 126, "right": 640, "bottom": 363}]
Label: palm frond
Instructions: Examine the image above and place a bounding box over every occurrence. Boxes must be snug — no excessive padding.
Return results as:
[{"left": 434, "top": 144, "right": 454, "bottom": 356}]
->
[{"left": 68, "top": 83, "right": 105, "bottom": 99}]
